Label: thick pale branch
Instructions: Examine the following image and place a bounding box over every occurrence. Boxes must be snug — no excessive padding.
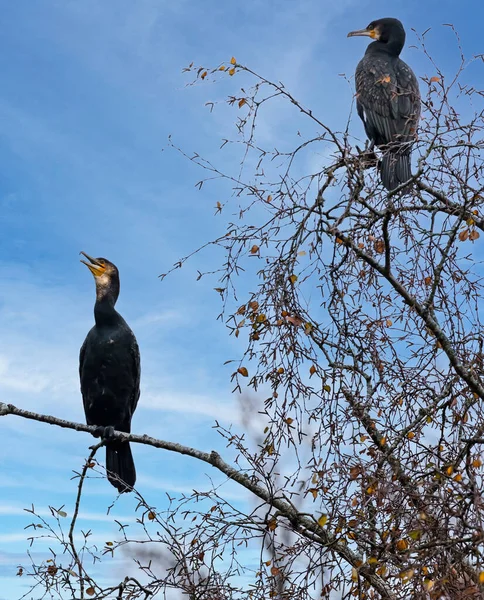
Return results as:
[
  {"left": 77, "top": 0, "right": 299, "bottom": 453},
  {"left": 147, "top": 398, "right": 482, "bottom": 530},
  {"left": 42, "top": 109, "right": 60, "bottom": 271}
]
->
[{"left": 0, "top": 401, "right": 396, "bottom": 600}]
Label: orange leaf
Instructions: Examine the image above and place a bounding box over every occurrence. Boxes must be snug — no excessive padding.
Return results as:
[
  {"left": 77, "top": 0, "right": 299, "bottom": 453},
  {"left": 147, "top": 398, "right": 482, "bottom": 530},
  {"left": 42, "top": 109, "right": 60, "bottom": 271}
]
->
[
  {"left": 219, "top": 65, "right": 226, "bottom": 71},
  {"left": 200, "top": 71, "right": 208, "bottom": 80},
  {"left": 238, "top": 367, "right": 249, "bottom": 377},
  {"left": 229, "top": 68, "right": 236, "bottom": 76},
  {"left": 230, "top": 56, "right": 236, "bottom": 65},
  {"left": 271, "top": 566, "right": 281, "bottom": 576},
  {"left": 350, "top": 466, "right": 362, "bottom": 480},
  {"left": 285, "top": 315, "right": 304, "bottom": 326},
  {"left": 459, "top": 229, "right": 469, "bottom": 241},
  {"left": 250, "top": 245, "right": 259, "bottom": 254},
  {"left": 469, "top": 229, "right": 480, "bottom": 241},
  {"left": 148, "top": 511, "right": 156, "bottom": 521},
  {"left": 430, "top": 76, "right": 440, "bottom": 83},
  {"left": 86, "top": 589, "right": 95, "bottom": 597},
  {"left": 309, "top": 365, "right": 317, "bottom": 376},
  {"left": 374, "top": 240, "right": 385, "bottom": 254}
]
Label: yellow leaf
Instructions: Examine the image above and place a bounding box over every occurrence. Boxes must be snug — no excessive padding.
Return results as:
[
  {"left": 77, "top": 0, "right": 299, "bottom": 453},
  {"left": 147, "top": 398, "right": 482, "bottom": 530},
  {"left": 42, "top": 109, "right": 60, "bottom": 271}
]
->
[
  {"left": 230, "top": 56, "right": 236, "bottom": 65},
  {"left": 105, "top": 541, "right": 113, "bottom": 546},
  {"left": 256, "top": 314, "right": 267, "bottom": 323},
  {"left": 407, "top": 432, "right": 415, "bottom": 440},
  {"left": 238, "top": 367, "right": 249, "bottom": 377},
  {"left": 238, "top": 98, "right": 246, "bottom": 108},
  {"left": 368, "top": 557, "right": 378, "bottom": 565},
  {"left": 323, "top": 385, "right": 331, "bottom": 393},
  {"left": 277, "top": 367, "right": 284, "bottom": 374},
  {"left": 424, "top": 579, "right": 435, "bottom": 591},
  {"left": 453, "top": 473, "right": 463, "bottom": 482},
  {"left": 219, "top": 65, "right": 226, "bottom": 71},
  {"left": 268, "top": 517, "right": 277, "bottom": 531},
  {"left": 351, "top": 567, "right": 358, "bottom": 582},
  {"left": 380, "top": 437, "right": 386, "bottom": 446},
  {"left": 304, "top": 322, "right": 313, "bottom": 334},
  {"left": 479, "top": 571, "right": 484, "bottom": 584},
  {"left": 318, "top": 514, "right": 328, "bottom": 527},
  {"left": 289, "top": 274, "right": 298, "bottom": 284},
  {"left": 473, "top": 458, "right": 482, "bottom": 468},
  {"left": 446, "top": 465, "right": 454, "bottom": 476},
  {"left": 229, "top": 68, "right": 236, "bottom": 76}
]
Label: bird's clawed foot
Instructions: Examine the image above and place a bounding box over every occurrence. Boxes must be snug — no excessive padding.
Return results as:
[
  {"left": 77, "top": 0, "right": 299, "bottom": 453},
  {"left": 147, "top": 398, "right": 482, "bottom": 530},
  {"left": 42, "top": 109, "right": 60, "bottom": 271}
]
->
[
  {"left": 93, "top": 425, "right": 116, "bottom": 441},
  {"left": 356, "top": 141, "right": 378, "bottom": 170}
]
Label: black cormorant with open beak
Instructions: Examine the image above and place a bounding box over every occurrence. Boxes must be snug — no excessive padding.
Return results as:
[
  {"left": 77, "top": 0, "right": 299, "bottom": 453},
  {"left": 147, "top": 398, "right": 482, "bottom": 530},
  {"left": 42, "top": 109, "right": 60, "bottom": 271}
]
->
[{"left": 79, "top": 252, "right": 140, "bottom": 493}]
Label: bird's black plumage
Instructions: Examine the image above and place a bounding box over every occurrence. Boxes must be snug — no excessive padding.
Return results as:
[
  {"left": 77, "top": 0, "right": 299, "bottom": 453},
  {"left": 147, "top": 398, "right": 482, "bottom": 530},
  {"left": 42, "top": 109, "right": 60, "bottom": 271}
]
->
[
  {"left": 348, "top": 18, "right": 420, "bottom": 190},
  {"left": 79, "top": 253, "right": 140, "bottom": 493}
]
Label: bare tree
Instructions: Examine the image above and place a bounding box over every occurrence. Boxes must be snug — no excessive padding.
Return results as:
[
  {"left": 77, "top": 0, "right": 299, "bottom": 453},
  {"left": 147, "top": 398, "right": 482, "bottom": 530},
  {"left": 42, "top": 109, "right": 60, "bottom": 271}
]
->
[{"left": 3, "top": 25, "right": 484, "bottom": 600}]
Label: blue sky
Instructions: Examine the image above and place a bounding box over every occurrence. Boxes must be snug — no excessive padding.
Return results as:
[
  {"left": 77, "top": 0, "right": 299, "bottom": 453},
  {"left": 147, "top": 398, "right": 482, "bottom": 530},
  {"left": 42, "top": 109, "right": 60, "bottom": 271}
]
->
[{"left": 0, "top": 0, "right": 483, "bottom": 597}]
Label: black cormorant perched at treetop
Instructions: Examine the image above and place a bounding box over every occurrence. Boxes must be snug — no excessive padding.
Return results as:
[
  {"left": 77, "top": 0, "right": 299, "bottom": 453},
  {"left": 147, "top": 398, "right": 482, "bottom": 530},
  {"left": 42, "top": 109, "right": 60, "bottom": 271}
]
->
[
  {"left": 348, "top": 18, "right": 420, "bottom": 191},
  {"left": 79, "top": 252, "right": 140, "bottom": 493}
]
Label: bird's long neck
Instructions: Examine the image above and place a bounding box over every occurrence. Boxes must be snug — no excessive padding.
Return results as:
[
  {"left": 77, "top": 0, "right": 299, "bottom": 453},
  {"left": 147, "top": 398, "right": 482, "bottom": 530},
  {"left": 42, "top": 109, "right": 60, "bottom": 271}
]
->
[
  {"left": 94, "top": 286, "right": 120, "bottom": 327},
  {"left": 367, "top": 39, "right": 404, "bottom": 57}
]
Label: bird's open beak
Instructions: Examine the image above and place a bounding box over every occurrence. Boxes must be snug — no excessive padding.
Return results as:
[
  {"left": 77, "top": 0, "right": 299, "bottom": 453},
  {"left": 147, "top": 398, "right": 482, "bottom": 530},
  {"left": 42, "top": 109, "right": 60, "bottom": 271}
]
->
[
  {"left": 80, "top": 252, "right": 106, "bottom": 277},
  {"left": 347, "top": 28, "right": 378, "bottom": 39}
]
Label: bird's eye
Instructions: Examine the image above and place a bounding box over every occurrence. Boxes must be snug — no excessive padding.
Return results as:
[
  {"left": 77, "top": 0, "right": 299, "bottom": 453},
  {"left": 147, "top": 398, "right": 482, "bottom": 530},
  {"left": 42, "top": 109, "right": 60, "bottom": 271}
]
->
[{"left": 367, "top": 22, "right": 374, "bottom": 30}]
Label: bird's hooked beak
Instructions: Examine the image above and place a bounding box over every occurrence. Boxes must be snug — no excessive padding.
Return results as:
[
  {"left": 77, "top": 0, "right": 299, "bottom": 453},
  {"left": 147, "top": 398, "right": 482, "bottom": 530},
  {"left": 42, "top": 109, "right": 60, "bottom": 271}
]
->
[
  {"left": 80, "top": 252, "right": 106, "bottom": 277},
  {"left": 347, "top": 27, "right": 379, "bottom": 40}
]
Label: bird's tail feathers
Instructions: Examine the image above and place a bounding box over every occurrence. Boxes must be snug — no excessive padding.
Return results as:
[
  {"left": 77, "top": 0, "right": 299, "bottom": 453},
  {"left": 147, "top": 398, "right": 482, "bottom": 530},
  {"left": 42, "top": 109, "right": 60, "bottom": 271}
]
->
[
  {"left": 380, "top": 151, "right": 412, "bottom": 191},
  {"left": 106, "top": 442, "right": 136, "bottom": 493}
]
